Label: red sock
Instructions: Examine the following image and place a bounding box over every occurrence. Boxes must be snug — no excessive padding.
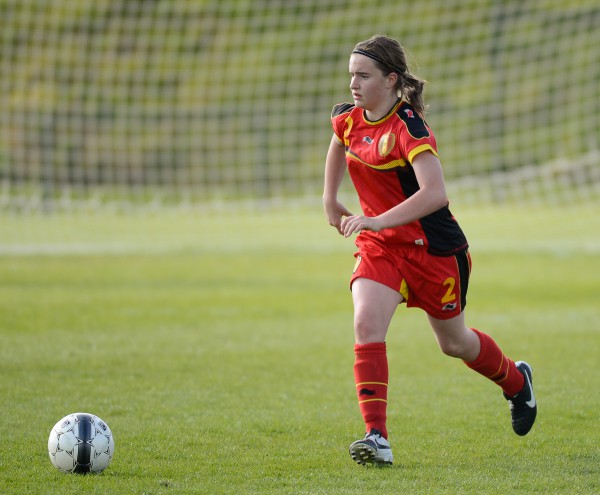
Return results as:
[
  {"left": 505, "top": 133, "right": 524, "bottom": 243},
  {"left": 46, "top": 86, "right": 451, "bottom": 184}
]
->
[
  {"left": 354, "top": 342, "right": 388, "bottom": 439},
  {"left": 465, "top": 328, "right": 524, "bottom": 397}
]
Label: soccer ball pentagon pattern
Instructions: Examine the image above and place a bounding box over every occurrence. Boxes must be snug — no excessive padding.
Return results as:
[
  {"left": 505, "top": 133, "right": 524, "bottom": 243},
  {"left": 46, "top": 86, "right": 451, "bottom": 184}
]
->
[{"left": 48, "top": 413, "right": 115, "bottom": 474}]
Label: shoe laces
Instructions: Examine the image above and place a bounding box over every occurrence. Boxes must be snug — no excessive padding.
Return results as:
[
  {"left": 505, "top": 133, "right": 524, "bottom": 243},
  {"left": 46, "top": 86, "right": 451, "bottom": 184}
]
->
[{"left": 366, "top": 428, "right": 383, "bottom": 438}]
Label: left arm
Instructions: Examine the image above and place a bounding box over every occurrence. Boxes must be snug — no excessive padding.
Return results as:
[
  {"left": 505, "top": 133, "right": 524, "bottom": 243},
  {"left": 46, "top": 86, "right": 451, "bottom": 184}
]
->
[{"left": 340, "top": 151, "right": 448, "bottom": 237}]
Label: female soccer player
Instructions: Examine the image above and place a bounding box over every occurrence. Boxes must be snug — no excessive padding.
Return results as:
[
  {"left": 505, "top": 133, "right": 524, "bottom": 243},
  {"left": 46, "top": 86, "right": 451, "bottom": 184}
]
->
[{"left": 323, "top": 35, "right": 537, "bottom": 466}]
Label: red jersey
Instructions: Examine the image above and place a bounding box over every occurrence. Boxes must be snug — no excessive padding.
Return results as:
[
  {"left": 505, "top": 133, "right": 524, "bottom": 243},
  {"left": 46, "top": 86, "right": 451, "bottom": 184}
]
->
[{"left": 331, "top": 99, "right": 468, "bottom": 256}]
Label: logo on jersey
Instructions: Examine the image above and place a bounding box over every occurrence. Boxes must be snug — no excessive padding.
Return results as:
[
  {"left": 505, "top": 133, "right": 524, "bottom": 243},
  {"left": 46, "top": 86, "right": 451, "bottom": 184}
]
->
[
  {"left": 404, "top": 109, "right": 414, "bottom": 118},
  {"left": 378, "top": 132, "right": 396, "bottom": 157},
  {"left": 442, "top": 302, "right": 457, "bottom": 311},
  {"left": 363, "top": 136, "right": 374, "bottom": 144}
]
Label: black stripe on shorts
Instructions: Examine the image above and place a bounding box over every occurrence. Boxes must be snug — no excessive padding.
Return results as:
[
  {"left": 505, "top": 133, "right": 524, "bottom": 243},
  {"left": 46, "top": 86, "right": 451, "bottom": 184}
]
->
[{"left": 454, "top": 250, "right": 470, "bottom": 312}]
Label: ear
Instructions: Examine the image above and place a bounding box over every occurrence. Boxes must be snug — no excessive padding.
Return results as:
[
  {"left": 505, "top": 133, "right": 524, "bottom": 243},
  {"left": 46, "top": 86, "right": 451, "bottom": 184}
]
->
[{"left": 386, "top": 72, "right": 398, "bottom": 89}]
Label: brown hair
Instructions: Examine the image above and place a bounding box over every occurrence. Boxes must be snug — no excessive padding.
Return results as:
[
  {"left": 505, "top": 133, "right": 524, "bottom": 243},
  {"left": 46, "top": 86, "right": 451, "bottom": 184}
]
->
[{"left": 353, "top": 34, "right": 427, "bottom": 116}]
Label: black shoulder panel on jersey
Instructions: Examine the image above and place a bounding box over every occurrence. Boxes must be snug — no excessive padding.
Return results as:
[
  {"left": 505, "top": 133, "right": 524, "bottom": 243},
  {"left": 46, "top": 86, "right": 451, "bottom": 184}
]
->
[
  {"left": 397, "top": 104, "right": 430, "bottom": 139},
  {"left": 331, "top": 102, "right": 355, "bottom": 118}
]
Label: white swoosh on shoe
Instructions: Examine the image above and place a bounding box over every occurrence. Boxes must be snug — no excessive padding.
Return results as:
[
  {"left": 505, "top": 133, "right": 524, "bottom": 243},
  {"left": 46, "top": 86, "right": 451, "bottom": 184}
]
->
[{"left": 524, "top": 373, "right": 536, "bottom": 408}]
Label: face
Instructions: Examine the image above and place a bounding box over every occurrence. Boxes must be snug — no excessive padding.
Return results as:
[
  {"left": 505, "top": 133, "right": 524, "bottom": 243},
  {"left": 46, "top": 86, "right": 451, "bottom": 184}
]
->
[{"left": 349, "top": 54, "right": 396, "bottom": 113}]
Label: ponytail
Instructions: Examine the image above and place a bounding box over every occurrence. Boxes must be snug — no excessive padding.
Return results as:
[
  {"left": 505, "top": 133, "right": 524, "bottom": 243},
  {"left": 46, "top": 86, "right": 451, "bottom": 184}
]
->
[{"left": 399, "top": 72, "right": 427, "bottom": 117}]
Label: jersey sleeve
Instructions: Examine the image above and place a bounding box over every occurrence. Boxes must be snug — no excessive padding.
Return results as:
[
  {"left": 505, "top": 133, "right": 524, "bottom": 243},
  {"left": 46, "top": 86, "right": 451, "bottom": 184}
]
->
[
  {"left": 396, "top": 103, "right": 438, "bottom": 163},
  {"left": 330, "top": 103, "right": 354, "bottom": 141}
]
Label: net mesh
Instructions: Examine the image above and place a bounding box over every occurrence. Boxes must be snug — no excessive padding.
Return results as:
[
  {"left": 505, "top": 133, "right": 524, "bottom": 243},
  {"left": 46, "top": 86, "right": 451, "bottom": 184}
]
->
[{"left": 1, "top": 0, "right": 599, "bottom": 212}]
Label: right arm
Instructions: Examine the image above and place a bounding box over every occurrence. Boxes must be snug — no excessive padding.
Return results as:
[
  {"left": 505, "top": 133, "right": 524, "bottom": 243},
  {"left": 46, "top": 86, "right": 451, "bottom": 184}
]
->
[{"left": 323, "top": 134, "right": 353, "bottom": 235}]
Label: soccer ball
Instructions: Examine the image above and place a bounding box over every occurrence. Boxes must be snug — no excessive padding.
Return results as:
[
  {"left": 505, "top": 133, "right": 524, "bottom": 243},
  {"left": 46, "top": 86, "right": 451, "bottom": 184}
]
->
[{"left": 48, "top": 412, "right": 115, "bottom": 474}]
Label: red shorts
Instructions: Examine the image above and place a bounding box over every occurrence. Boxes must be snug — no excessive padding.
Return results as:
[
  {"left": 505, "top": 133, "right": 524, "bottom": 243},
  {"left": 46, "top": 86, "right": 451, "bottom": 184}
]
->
[{"left": 350, "top": 238, "right": 472, "bottom": 320}]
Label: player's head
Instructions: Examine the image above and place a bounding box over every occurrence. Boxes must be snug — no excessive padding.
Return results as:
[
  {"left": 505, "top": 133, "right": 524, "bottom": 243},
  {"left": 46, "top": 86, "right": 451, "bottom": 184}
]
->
[{"left": 352, "top": 35, "right": 427, "bottom": 115}]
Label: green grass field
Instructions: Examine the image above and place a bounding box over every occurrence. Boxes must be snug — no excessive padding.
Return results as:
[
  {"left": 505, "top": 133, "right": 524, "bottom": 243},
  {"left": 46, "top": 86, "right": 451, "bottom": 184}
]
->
[{"left": 1, "top": 203, "right": 599, "bottom": 494}]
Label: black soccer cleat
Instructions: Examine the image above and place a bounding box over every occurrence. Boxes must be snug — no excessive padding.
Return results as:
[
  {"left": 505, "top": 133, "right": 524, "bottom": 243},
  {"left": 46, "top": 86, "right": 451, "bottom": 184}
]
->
[{"left": 504, "top": 361, "right": 537, "bottom": 436}]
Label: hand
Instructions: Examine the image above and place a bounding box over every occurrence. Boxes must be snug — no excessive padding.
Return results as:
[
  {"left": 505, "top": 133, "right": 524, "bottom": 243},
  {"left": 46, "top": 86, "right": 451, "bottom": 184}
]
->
[
  {"left": 323, "top": 199, "right": 353, "bottom": 235},
  {"left": 340, "top": 215, "right": 383, "bottom": 237}
]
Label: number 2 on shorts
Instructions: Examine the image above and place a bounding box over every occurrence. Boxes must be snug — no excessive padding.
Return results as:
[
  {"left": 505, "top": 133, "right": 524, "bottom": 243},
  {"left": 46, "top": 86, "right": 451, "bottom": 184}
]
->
[{"left": 441, "top": 277, "right": 456, "bottom": 304}]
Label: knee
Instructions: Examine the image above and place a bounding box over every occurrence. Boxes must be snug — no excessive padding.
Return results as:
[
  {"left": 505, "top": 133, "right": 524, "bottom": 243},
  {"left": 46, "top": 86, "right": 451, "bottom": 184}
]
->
[
  {"left": 429, "top": 319, "right": 480, "bottom": 361},
  {"left": 354, "top": 315, "right": 385, "bottom": 344},
  {"left": 438, "top": 335, "right": 481, "bottom": 361},
  {"left": 354, "top": 317, "right": 373, "bottom": 343},
  {"left": 438, "top": 339, "right": 467, "bottom": 358}
]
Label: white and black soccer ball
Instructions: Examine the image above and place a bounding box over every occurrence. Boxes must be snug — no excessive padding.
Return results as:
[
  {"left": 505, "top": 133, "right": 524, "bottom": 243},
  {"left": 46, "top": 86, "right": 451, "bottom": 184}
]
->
[{"left": 48, "top": 412, "right": 115, "bottom": 474}]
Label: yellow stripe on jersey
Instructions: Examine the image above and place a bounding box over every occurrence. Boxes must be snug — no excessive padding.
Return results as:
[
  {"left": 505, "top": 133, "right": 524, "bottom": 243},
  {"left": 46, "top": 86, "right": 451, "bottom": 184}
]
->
[
  {"left": 346, "top": 149, "right": 407, "bottom": 170},
  {"left": 356, "top": 382, "right": 388, "bottom": 387},
  {"left": 407, "top": 143, "right": 438, "bottom": 164}
]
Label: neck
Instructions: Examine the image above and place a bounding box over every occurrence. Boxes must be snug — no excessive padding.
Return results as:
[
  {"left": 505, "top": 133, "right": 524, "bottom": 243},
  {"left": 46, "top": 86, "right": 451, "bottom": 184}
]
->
[{"left": 364, "top": 96, "right": 400, "bottom": 122}]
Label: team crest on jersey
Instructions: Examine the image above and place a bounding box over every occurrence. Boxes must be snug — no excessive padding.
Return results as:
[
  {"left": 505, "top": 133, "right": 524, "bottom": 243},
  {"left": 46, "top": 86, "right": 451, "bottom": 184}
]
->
[{"left": 378, "top": 132, "right": 396, "bottom": 157}]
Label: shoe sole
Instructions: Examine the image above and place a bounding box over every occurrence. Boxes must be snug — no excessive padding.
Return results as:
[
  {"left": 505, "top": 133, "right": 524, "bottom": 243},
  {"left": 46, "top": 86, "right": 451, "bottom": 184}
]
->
[{"left": 349, "top": 443, "right": 393, "bottom": 466}]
